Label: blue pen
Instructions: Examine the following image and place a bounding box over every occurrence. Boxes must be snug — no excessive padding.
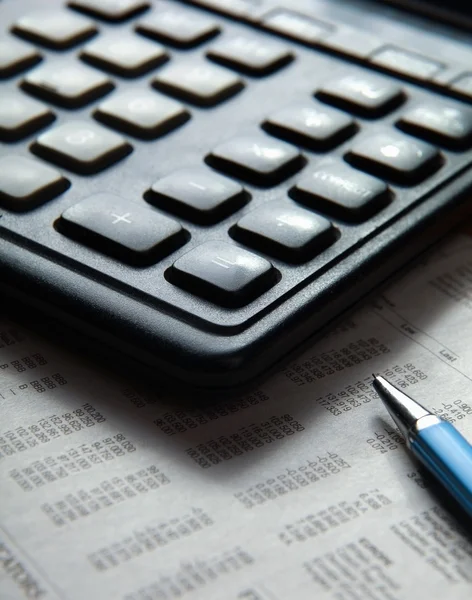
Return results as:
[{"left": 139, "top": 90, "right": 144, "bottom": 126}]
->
[{"left": 372, "top": 374, "right": 472, "bottom": 519}]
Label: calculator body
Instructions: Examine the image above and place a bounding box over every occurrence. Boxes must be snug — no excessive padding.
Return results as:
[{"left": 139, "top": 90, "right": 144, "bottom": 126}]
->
[{"left": 1, "top": 0, "right": 472, "bottom": 390}]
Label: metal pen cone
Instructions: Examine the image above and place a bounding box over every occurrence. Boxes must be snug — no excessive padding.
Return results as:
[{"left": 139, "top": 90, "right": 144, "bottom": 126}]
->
[{"left": 373, "top": 375, "right": 431, "bottom": 442}]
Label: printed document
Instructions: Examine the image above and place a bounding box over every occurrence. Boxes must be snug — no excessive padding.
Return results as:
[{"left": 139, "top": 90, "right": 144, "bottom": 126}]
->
[{"left": 3, "top": 231, "right": 472, "bottom": 599}]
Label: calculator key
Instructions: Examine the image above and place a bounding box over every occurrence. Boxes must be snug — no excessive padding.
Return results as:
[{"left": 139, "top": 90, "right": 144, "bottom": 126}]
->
[
  {"left": 0, "top": 156, "right": 69, "bottom": 211},
  {"left": 232, "top": 201, "right": 336, "bottom": 263},
  {"left": 21, "top": 61, "right": 114, "bottom": 109},
  {"left": 169, "top": 241, "right": 277, "bottom": 307},
  {"left": 69, "top": 0, "right": 150, "bottom": 22},
  {"left": 148, "top": 167, "right": 247, "bottom": 224},
  {"left": 450, "top": 74, "right": 472, "bottom": 100},
  {"left": 136, "top": 9, "right": 220, "bottom": 48},
  {"left": 262, "top": 102, "right": 356, "bottom": 151},
  {"left": 31, "top": 121, "right": 132, "bottom": 175},
  {"left": 396, "top": 102, "right": 472, "bottom": 149},
  {"left": 94, "top": 89, "right": 189, "bottom": 139},
  {"left": 152, "top": 60, "right": 244, "bottom": 107},
  {"left": 370, "top": 46, "right": 444, "bottom": 81},
  {"left": 345, "top": 132, "right": 441, "bottom": 185},
  {"left": 316, "top": 74, "right": 405, "bottom": 118},
  {"left": 186, "top": 0, "right": 260, "bottom": 20},
  {"left": 207, "top": 35, "right": 293, "bottom": 76},
  {"left": 261, "top": 9, "right": 334, "bottom": 44},
  {"left": 0, "top": 92, "right": 55, "bottom": 142},
  {"left": 0, "top": 37, "right": 42, "bottom": 79},
  {"left": 319, "top": 29, "right": 383, "bottom": 60},
  {"left": 292, "top": 160, "right": 390, "bottom": 222},
  {"left": 206, "top": 134, "right": 304, "bottom": 186},
  {"left": 80, "top": 33, "right": 168, "bottom": 78},
  {"left": 12, "top": 10, "right": 98, "bottom": 50},
  {"left": 60, "top": 193, "right": 185, "bottom": 264}
]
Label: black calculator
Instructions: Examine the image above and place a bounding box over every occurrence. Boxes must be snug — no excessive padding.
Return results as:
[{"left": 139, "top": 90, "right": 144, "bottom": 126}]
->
[{"left": 1, "top": 0, "right": 472, "bottom": 390}]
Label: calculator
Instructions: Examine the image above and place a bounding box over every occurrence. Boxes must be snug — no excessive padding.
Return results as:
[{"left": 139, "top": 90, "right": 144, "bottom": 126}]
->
[{"left": 1, "top": 0, "right": 472, "bottom": 390}]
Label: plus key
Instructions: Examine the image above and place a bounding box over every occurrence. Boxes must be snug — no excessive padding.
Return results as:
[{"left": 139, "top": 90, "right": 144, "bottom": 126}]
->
[{"left": 59, "top": 193, "right": 186, "bottom": 264}]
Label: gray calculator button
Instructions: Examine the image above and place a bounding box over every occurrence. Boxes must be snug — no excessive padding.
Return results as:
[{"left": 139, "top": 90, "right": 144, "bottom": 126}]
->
[
  {"left": 136, "top": 9, "right": 220, "bottom": 48},
  {"left": 181, "top": 0, "right": 260, "bottom": 20},
  {"left": 396, "top": 102, "right": 472, "bottom": 149},
  {"left": 60, "top": 193, "right": 185, "bottom": 264},
  {"left": 170, "top": 241, "right": 277, "bottom": 307},
  {"left": 0, "top": 156, "right": 69, "bottom": 211},
  {"left": 80, "top": 33, "right": 168, "bottom": 77},
  {"left": 450, "top": 74, "right": 472, "bottom": 100},
  {"left": 152, "top": 60, "right": 244, "bottom": 107},
  {"left": 21, "top": 61, "right": 113, "bottom": 109},
  {"left": 69, "top": 0, "right": 150, "bottom": 22},
  {"left": 319, "top": 29, "right": 383, "bottom": 60},
  {"left": 149, "top": 167, "right": 247, "bottom": 224},
  {"left": 0, "top": 92, "right": 55, "bottom": 142},
  {"left": 0, "top": 37, "right": 42, "bottom": 78},
  {"left": 207, "top": 35, "right": 293, "bottom": 76},
  {"left": 261, "top": 9, "right": 334, "bottom": 44},
  {"left": 32, "top": 121, "right": 132, "bottom": 174},
  {"left": 263, "top": 102, "right": 356, "bottom": 150},
  {"left": 207, "top": 134, "right": 303, "bottom": 186},
  {"left": 12, "top": 9, "right": 98, "bottom": 50},
  {"left": 370, "top": 46, "right": 444, "bottom": 81},
  {"left": 316, "top": 74, "right": 405, "bottom": 117},
  {"left": 346, "top": 131, "right": 441, "bottom": 185},
  {"left": 292, "top": 160, "right": 390, "bottom": 222},
  {"left": 94, "top": 89, "right": 189, "bottom": 139},
  {"left": 232, "top": 201, "right": 335, "bottom": 262}
]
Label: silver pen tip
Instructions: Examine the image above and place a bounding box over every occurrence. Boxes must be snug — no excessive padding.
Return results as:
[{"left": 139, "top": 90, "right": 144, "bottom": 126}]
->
[{"left": 371, "top": 374, "right": 431, "bottom": 441}]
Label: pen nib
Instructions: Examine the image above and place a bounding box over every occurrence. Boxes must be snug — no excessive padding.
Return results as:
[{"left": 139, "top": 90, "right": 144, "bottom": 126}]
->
[{"left": 372, "top": 374, "right": 430, "bottom": 441}]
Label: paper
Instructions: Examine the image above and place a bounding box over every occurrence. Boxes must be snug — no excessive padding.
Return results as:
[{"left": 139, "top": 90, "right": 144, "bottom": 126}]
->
[{"left": 2, "top": 231, "right": 472, "bottom": 600}]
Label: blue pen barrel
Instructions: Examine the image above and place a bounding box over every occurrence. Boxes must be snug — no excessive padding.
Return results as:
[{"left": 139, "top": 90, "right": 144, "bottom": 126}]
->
[{"left": 411, "top": 421, "right": 472, "bottom": 518}]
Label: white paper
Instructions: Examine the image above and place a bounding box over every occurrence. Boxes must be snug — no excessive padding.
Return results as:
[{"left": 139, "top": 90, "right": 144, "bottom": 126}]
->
[{"left": 3, "top": 231, "right": 472, "bottom": 600}]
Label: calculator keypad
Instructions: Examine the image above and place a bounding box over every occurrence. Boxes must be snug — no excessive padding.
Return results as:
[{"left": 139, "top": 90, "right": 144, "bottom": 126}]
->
[{"left": 1, "top": 0, "right": 472, "bottom": 330}]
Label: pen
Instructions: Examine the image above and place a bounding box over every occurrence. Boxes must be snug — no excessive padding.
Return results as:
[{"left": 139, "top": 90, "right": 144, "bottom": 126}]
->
[{"left": 372, "top": 374, "right": 472, "bottom": 519}]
